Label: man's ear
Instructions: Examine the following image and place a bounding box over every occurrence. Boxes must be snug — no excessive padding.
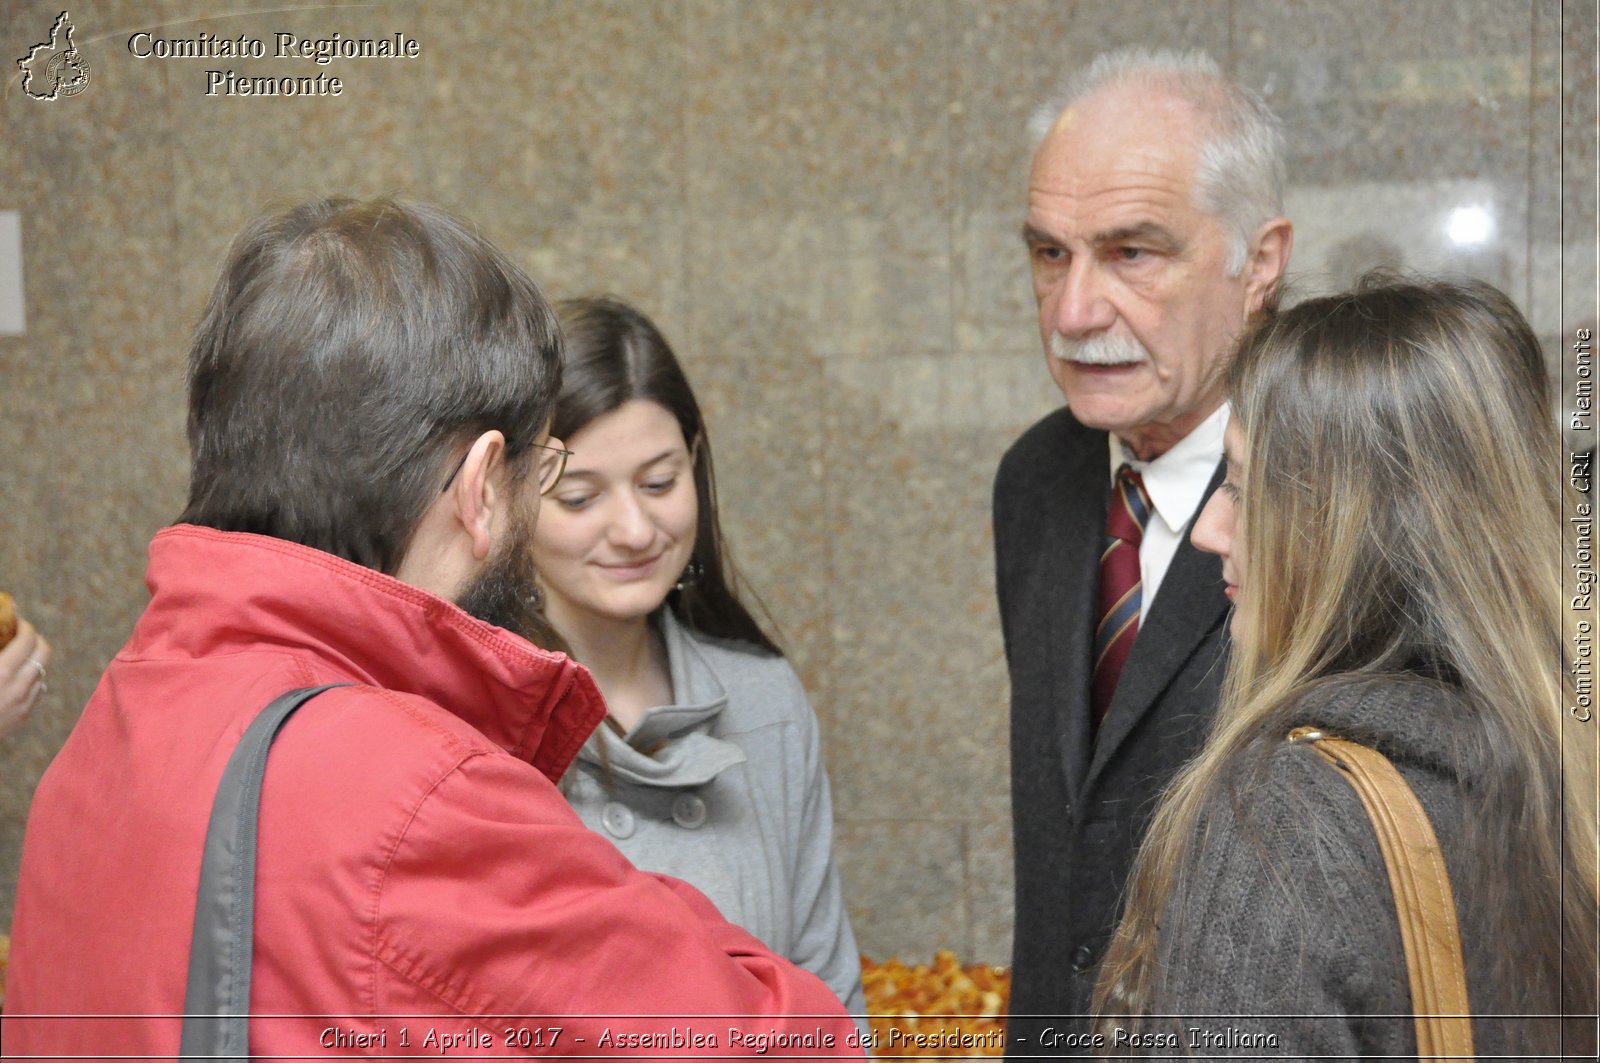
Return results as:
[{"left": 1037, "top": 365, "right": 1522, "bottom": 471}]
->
[
  {"left": 1242, "top": 217, "right": 1293, "bottom": 317},
  {"left": 447, "top": 430, "right": 507, "bottom": 562}
]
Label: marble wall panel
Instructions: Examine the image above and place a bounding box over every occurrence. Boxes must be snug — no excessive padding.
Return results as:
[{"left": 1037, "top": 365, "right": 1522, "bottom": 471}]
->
[
  {"left": 156, "top": 0, "right": 429, "bottom": 320},
  {"left": 3, "top": 1, "right": 184, "bottom": 381},
  {"left": 821, "top": 351, "right": 1048, "bottom": 823},
  {"left": 1558, "top": 8, "right": 1595, "bottom": 323},
  {"left": 683, "top": 353, "right": 833, "bottom": 709},
  {"left": 682, "top": 0, "right": 953, "bottom": 360},
  {"left": 838, "top": 807, "right": 1013, "bottom": 966},
  {"left": 835, "top": 819, "right": 967, "bottom": 963},
  {"left": 963, "top": 804, "right": 1015, "bottom": 965},
  {"left": 1525, "top": 0, "right": 1563, "bottom": 341},
  {"left": 417, "top": 0, "right": 693, "bottom": 343},
  {"left": 1562, "top": 1, "right": 1597, "bottom": 473},
  {"left": 1236, "top": 0, "right": 1537, "bottom": 301},
  {"left": 1559, "top": 0, "right": 1597, "bottom": 313},
  {"left": 1530, "top": 0, "right": 1596, "bottom": 455}
]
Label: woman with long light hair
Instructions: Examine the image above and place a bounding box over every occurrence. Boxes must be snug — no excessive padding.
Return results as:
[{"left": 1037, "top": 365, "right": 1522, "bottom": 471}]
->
[{"left": 1093, "top": 277, "right": 1597, "bottom": 1058}]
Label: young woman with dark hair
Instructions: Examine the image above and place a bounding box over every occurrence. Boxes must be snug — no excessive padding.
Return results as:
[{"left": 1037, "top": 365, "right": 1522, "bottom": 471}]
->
[{"left": 525, "top": 296, "right": 866, "bottom": 1018}]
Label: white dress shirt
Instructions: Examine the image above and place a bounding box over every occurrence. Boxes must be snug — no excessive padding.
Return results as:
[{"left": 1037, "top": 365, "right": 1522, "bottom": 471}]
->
[{"left": 1109, "top": 402, "right": 1228, "bottom": 608}]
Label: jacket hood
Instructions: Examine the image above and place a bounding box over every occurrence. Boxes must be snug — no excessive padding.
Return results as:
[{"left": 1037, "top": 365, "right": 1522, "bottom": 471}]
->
[{"left": 132, "top": 525, "right": 607, "bottom": 782}]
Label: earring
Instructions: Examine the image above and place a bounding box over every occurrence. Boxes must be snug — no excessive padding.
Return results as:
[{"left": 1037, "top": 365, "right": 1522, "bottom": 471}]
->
[{"left": 674, "top": 559, "right": 704, "bottom": 592}]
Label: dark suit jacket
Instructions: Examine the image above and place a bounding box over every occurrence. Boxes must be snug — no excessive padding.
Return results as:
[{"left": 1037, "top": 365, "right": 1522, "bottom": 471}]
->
[{"left": 994, "top": 407, "right": 1230, "bottom": 1054}]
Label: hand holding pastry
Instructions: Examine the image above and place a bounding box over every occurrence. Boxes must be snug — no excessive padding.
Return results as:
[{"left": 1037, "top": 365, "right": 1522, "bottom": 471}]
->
[{"left": 0, "top": 594, "right": 51, "bottom": 740}]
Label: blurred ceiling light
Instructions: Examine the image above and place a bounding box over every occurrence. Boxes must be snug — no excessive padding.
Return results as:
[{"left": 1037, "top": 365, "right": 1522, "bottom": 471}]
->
[{"left": 1446, "top": 205, "right": 1494, "bottom": 247}]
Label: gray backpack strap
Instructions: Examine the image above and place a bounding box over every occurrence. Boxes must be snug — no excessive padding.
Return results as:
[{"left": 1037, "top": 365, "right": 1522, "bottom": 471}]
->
[{"left": 179, "top": 684, "right": 348, "bottom": 1061}]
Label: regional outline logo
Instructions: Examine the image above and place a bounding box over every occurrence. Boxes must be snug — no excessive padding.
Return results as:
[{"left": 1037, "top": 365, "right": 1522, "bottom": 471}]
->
[{"left": 18, "top": 11, "right": 91, "bottom": 101}]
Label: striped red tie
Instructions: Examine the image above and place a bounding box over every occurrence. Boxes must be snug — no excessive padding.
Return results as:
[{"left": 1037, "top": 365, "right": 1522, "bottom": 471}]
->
[{"left": 1093, "top": 465, "right": 1152, "bottom": 731}]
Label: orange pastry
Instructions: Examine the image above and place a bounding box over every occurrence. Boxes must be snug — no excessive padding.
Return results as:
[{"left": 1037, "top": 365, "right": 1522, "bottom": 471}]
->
[{"left": 0, "top": 592, "right": 16, "bottom": 649}]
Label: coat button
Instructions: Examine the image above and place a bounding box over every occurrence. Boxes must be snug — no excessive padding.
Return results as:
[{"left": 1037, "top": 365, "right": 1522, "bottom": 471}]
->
[
  {"left": 600, "top": 802, "right": 635, "bottom": 839},
  {"left": 672, "top": 793, "right": 708, "bottom": 829},
  {"left": 1070, "top": 945, "right": 1095, "bottom": 971}
]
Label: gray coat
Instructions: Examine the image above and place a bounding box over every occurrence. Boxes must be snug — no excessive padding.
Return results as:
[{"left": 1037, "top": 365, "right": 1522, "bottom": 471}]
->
[
  {"left": 1120, "top": 676, "right": 1580, "bottom": 1060},
  {"left": 564, "top": 608, "right": 867, "bottom": 1018}
]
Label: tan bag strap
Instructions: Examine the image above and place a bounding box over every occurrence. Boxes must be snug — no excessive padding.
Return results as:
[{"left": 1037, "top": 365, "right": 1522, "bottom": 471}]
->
[{"left": 1287, "top": 727, "right": 1475, "bottom": 1061}]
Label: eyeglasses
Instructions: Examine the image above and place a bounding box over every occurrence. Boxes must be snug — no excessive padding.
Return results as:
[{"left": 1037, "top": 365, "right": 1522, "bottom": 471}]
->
[
  {"left": 440, "top": 439, "right": 574, "bottom": 496},
  {"left": 532, "top": 441, "right": 573, "bottom": 494}
]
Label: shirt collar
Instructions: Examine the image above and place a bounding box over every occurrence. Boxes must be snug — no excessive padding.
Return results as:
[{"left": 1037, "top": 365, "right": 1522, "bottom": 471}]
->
[{"left": 1109, "top": 402, "right": 1229, "bottom": 536}]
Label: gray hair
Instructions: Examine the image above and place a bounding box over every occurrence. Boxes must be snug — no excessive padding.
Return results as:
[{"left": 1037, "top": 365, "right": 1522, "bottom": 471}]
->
[{"left": 1030, "top": 49, "right": 1286, "bottom": 276}]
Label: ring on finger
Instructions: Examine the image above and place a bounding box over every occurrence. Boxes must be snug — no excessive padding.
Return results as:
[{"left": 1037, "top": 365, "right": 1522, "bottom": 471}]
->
[{"left": 26, "top": 656, "right": 48, "bottom": 691}]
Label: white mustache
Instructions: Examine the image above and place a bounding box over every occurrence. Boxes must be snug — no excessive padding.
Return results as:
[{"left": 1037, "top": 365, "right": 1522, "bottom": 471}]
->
[{"left": 1050, "top": 331, "right": 1150, "bottom": 366}]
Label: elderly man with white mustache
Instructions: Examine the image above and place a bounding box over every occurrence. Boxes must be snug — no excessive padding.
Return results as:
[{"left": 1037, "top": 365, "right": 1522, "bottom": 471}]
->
[{"left": 992, "top": 48, "right": 1292, "bottom": 1055}]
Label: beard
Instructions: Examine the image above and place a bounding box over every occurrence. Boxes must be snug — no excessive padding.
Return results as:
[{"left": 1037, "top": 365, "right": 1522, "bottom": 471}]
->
[
  {"left": 456, "top": 501, "right": 541, "bottom": 633},
  {"left": 1050, "top": 330, "right": 1150, "bottom": 366}
]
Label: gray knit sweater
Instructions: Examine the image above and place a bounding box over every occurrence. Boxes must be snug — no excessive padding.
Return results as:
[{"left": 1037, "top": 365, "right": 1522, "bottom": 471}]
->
[{"left": 1108, "top": 676, "right": 1581, "bottom": 1060}]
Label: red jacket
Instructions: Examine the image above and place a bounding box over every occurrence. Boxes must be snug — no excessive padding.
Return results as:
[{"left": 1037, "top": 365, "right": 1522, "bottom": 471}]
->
[{"left": 5, "top": 526, "right": 863, "bottom": 1059}]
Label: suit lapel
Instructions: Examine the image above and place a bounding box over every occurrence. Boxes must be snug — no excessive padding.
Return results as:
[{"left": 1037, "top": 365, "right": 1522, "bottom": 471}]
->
[
  {"left": 1041, "top": 435, "right": 1108, "bottom": 801},
  {"left": 1086, "top": 460, "right": 1229, "bottom": 788}
]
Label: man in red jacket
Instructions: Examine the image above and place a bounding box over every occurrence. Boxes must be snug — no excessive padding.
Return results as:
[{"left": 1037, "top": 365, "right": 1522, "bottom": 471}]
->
[{"left": 4, "top": 198, "right": 865, "bottom": 1059}]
